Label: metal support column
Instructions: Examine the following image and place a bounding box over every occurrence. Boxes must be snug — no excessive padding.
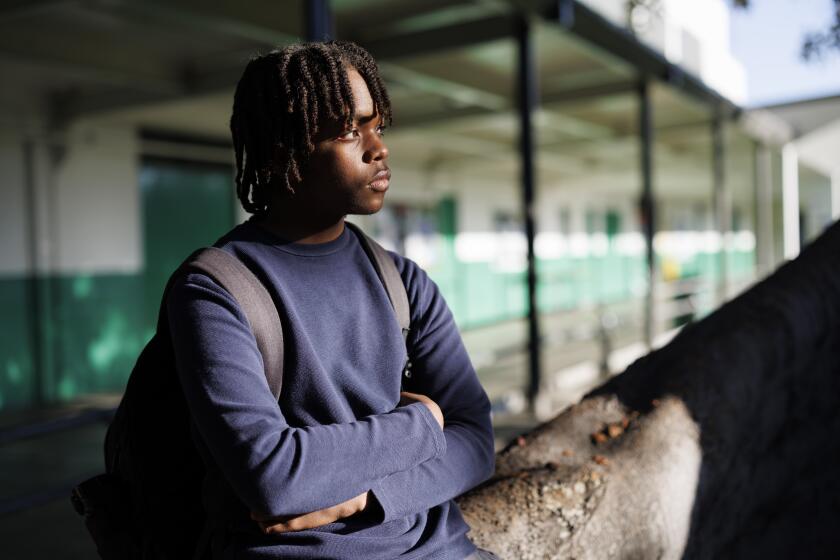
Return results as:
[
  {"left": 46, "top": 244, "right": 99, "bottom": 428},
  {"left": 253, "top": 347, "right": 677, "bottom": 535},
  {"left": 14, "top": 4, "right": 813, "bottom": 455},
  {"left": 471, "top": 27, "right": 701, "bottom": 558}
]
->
[
  {"left": 23, "top": 141, "right": 43, "bottom": 406},
  {"left": 712, "top": 110, "right": 729, "bottom": 303},
  {"left": 754, "top": 142, "right": 774, "bottom": 277},
  {"left": 516, "top": 16, "right": 542, "bottom": 414},
  {"left": 637, "top": 79, "right": 655, "bottom": 349},
  {"left": 781, "top": 143, "right": 800, "bottom": 259},
  {"left": 23, "top": 140, "right": 55, "bottom": 407},
  {"left": 306, "top": 0, "right": 334, "bottom": 42}
]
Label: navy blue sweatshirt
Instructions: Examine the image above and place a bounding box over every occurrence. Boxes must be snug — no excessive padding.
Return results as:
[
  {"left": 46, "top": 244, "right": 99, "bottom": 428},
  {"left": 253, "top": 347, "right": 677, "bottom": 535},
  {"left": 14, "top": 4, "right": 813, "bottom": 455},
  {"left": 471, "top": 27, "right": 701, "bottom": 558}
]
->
[{"left": 166, "top": 216, "right": 496, "bottom": 560}]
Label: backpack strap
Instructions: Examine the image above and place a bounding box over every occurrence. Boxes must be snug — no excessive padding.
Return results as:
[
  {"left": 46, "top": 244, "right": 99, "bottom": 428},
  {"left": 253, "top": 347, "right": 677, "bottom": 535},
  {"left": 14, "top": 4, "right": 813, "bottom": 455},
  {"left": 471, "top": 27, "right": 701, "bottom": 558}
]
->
[
  {"left": 184, "top": 248, "right": 284, "bottom": 400},
  {"left": 345, "top": 221, "right": 410, "bottom": 338},
  {"left": 344, "top": 222, "right": 414, "bottom": 383}
]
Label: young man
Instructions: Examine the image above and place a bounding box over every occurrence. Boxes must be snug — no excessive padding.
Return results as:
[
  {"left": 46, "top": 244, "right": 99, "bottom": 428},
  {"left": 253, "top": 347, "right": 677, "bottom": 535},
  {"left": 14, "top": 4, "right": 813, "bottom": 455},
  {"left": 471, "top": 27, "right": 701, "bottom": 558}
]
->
[{"left": 167, "top": 41, "right": 499, "bottom": 559}]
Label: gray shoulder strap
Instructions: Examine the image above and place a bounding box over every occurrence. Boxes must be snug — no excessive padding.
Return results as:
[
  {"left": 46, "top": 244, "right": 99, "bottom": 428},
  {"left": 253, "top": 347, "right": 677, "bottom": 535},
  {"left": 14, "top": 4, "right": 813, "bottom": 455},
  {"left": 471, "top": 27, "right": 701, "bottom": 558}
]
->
[
  {"left": 184, "top": 248, "right": 284, "bottom": 400},
  {"left": 344, "top": 221, "right": 411, "bottom": 338}
]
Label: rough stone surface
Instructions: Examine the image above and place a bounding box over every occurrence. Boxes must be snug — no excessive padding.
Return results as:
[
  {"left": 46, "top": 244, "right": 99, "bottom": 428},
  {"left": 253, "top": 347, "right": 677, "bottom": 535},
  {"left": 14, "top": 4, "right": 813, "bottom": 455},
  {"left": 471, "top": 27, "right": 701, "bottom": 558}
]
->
[{"left": 457, "top": 221, "right": 840, "bottom": 559}]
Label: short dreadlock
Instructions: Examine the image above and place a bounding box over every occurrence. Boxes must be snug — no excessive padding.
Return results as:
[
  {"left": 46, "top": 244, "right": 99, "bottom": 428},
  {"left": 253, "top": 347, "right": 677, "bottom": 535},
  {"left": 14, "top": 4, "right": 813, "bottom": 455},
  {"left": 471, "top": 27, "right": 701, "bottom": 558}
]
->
[{"left": 230, "top": 40, "right": 393, "bottom": 215}]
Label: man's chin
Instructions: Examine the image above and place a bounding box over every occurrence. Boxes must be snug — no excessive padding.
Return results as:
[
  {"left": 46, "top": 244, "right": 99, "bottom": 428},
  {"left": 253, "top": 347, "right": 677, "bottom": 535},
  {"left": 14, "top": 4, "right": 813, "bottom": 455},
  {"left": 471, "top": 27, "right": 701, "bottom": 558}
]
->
[{"left": 350, "top": 197, "right": 386, "bottom": 216}]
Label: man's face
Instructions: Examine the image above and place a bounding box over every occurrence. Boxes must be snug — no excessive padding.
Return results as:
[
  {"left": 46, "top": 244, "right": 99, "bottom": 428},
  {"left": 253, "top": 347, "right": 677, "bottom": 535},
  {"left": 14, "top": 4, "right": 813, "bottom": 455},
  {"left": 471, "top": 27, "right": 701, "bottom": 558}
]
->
[{"left": 298, "top": 67, "right": 390, "bottom": 217}]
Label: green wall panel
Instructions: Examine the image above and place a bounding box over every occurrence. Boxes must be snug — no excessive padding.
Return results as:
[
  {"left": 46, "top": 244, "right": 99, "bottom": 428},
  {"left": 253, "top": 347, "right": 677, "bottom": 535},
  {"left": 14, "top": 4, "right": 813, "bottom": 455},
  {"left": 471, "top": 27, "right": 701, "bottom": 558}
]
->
[
  {"left": 0, "top": 273, "right": 147, "bottom": 412},
  {"left": 141, "top": 159, "right": 236, "bottom": 329},
  {"left": 0, "top": 243, "right": 757, "bottom": 413},
  {"left": 0, "top": 278, "right": 36, "bottom": 410},
  {"left": 0, "top": 159, "right": 238, "bottom": 413},
  {"left": 52, "top": 274, "right": 148, "bottom": 400},
  {"left": 428, "top": 242, "right": 754, "bottom": 332}
]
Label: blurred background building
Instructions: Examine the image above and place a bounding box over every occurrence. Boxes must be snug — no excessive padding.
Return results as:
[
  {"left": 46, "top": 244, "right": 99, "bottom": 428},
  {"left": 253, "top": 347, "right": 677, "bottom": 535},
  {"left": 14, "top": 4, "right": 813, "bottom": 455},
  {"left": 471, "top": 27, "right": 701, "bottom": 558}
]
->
[{"left": 0, "top": 0, "right": 838, "bottom": 556}]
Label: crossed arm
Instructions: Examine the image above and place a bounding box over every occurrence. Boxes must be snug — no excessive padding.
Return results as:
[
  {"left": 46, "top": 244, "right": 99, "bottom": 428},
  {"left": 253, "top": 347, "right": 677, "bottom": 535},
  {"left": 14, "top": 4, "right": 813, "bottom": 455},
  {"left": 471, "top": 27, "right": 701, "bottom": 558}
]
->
[
  {"left": 167, "top": 262, "right": 495, "bottom": 534},
  {"left": 252, "top": 391, "right": 445, "bottom": 534}
]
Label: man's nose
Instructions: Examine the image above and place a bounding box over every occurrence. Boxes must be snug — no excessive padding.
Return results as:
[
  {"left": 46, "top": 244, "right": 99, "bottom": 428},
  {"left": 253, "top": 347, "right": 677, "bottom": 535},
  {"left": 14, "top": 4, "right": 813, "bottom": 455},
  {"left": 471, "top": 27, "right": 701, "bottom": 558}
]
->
[{"left": 364, "top": 136, "right": 388, "bottom": 163}]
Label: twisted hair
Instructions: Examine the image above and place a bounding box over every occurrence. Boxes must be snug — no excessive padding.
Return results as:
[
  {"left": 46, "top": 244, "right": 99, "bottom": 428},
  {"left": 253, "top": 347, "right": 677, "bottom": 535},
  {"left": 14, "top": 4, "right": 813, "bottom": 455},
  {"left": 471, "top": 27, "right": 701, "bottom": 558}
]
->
[{"left": 230, "top": 40, "right": 392, "bottom": 215}]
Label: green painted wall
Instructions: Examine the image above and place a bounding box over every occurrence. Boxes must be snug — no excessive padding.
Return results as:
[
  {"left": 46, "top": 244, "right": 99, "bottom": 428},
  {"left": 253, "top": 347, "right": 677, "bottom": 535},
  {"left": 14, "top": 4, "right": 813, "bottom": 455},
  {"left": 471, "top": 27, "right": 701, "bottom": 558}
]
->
[
  {"left": 0, "top": 274, "right": 147, "bottom": 411},
  {"left": 50, "top": 274, "right": 147, "bottom": 400},
  {"left": 140, "top": 159, "right": 236, "bottom": 329},
  {"left": 426, "top": 246, "right": 754, "bottom": 331},
  {"left": 0, "top": 159, "right": 236, "bottom": 413},
  {"left": 0, "top": 278, "right": 35, "bottom": 410},
  {"left": 0, "top": 244, "right": 755, "bottom": 411}
]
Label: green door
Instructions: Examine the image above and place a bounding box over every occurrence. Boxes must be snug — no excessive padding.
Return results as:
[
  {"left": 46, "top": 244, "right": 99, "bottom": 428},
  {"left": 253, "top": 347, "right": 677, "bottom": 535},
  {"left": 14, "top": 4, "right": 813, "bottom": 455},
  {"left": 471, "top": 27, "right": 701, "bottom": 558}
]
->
[{"left": 140, "top": 158, "right": 236, "bottom": 333}]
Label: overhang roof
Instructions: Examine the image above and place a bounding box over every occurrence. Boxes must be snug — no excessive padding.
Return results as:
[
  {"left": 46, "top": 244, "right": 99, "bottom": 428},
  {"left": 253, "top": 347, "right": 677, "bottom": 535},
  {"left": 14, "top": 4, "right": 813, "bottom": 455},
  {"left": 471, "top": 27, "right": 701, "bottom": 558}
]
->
[
  {"left": 0, "top": 0, "right": 762, "bottom": 197},
  {"left": 0, "top": 0, "right": 737, "bottom": 125},
  {"left": 762, "top": 93, "right": 840, "bottom": 138},
  {"left": 761, "top": 93, "right": 840, "bottom": 175}
]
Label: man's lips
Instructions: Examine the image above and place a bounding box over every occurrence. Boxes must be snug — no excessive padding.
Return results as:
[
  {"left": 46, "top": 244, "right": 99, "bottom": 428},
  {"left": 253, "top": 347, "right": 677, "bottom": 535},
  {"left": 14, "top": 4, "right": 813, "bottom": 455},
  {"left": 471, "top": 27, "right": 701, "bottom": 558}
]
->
[{"left": 369, "top": 169, "right": 390, "bottom": 192}]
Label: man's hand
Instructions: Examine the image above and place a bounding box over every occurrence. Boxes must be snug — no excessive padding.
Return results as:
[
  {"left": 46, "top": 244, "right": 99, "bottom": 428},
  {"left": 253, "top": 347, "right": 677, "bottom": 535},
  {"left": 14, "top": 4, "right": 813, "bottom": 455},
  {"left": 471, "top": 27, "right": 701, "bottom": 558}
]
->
[
  {"left": 399, "top": 391, "right": 444, "bottom": 430},
  {"left": 250, "top": 394, "right": 443, "bottom": 535},
  {"left": 251, "top": 491, "right": 370, "bottom": 534}
]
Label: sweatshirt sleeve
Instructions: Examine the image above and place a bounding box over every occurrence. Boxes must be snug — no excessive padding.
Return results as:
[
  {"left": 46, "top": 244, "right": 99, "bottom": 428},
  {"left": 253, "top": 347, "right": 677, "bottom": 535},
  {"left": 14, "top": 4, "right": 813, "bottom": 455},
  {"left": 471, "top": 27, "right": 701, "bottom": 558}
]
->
[
  {"left": 368, "top": 257, "right": 496, "bottom": 523},
  {"left": 166, "top": 271, "right": 446, "bottom": 518}
]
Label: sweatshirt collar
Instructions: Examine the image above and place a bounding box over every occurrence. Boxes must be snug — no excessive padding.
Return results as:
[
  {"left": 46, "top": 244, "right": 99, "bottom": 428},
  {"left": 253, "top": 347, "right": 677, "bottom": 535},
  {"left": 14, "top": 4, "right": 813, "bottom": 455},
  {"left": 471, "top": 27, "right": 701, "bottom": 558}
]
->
[{"left": 243, "top": 216, "right": 352, "bottom": 257}]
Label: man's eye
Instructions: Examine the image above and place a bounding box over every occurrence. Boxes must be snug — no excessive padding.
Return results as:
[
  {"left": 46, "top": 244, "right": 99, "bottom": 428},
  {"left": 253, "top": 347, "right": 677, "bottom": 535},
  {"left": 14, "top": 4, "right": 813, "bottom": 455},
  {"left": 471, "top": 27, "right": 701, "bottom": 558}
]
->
[
  {"left": 376, "top": 125, "right": 387, "bottom": 137},
  {"left": 339, "top": 129, "right": 359, "bottom": 140}
]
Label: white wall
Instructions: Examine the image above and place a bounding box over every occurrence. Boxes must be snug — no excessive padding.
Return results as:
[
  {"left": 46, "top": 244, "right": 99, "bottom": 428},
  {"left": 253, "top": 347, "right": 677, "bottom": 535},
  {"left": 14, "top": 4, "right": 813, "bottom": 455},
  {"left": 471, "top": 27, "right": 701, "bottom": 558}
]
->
[
  {"left": 659, "top": 0, "right": 747, "bottom": 103},
  {"left": 579, "top": 0, "right": 748, "bottom": 104},
  {"left": 0, "top": 119, "right": 142, "bottom": 277},
  {"left": 53, "top": 121, "right": 141, "bottom": 274},
  {"left": 0, "top": 132, "right": 28, "bottom": 275}
]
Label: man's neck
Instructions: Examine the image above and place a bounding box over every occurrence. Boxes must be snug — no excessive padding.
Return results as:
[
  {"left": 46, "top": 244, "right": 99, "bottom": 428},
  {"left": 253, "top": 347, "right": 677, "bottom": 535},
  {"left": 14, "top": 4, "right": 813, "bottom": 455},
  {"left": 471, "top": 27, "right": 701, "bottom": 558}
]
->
[{"left": 254, "top": 208, "right": 346, "bottom": 245}]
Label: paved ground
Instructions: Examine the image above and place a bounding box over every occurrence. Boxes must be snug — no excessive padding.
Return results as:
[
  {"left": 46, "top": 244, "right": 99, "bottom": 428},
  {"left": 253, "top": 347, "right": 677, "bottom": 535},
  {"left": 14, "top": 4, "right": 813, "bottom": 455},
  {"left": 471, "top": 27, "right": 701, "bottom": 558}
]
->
[
  {"left": 0, "top": 409, "right": 109, "bottom": 558},
  {"left": 0, "top": 303, "right": 666, "bottom": 559}
]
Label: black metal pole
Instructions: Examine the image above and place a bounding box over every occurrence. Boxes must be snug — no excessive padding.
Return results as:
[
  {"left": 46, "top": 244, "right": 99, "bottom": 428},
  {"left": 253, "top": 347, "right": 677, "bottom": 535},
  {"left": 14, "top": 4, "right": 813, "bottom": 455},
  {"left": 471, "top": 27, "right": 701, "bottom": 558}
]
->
[
  {"left": 23, "top": 141, "right": 44, "bottom": 406},
  {"left": 516, "top": 16, "right": 542, "bottom": 414},
  {"left": 638, "top": 79, "right": 655, "bottom": 348},
  {"left": 306, "top": 0, "right": 334, "bottom": 42}
]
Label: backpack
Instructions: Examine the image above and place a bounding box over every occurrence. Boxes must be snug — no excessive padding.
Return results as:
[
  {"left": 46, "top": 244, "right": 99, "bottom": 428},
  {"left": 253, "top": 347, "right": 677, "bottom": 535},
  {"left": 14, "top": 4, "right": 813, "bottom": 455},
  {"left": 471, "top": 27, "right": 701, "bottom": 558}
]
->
[{"left": 71, "top": 222, "right": 411, "bottom": 560}]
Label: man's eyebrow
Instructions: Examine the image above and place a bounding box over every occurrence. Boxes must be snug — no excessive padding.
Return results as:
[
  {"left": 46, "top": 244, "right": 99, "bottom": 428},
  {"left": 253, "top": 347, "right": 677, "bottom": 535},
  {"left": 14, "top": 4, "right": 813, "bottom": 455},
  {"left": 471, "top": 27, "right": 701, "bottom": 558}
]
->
[{"left": 353, "top": 111, "right": 379, "bottom": 125}]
